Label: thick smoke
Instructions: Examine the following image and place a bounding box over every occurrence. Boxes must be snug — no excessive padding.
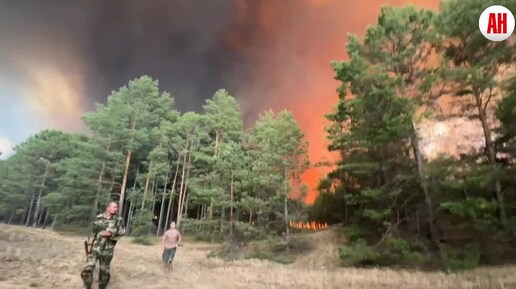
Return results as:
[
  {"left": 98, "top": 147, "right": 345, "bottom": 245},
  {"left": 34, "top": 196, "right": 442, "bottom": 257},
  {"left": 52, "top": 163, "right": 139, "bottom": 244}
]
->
[
  {"left": 0, "top": 0, "right": 239, "bottom": 117},
  {"left": 0, "top": 0, "right": 439, "bottom": 127},
  {"left": 0, "top": 0, "right": 440, "bottom": 201}
]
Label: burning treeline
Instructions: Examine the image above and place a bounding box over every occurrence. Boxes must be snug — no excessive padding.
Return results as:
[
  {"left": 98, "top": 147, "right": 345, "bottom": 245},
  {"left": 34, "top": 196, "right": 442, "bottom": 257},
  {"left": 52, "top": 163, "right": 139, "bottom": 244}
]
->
[{"left": 224, "top": 0, "right": 440, "bottom": 204}]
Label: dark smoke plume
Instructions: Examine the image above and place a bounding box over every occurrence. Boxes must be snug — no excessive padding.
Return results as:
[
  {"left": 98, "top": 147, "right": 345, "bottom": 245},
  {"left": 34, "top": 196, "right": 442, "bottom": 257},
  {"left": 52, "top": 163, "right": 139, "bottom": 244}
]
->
[{"left": 0, "top": 0, "right": 244, "bottom": 113}]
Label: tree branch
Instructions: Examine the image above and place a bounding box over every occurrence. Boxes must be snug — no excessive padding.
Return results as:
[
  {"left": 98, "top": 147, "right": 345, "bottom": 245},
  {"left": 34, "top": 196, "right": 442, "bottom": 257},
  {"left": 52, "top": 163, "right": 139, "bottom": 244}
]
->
[
  {"left": 483, "top": 87, "right": 496, "bottom": 112},
  {"left": 374, "top": 216, "right": 409, "bottom": 249}
]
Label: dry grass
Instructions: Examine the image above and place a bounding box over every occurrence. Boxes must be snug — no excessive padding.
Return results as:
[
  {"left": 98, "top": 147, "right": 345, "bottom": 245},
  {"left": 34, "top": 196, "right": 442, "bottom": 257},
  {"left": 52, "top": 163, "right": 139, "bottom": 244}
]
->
[{"left": 0, "top": 223, "right": 515, "bottom": 289}]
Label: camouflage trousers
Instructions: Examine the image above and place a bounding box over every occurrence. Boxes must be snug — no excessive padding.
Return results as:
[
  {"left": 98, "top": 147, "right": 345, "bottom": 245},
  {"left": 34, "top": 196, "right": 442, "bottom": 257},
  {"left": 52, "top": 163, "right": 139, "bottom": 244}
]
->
[{"left": 80, "top": 251, "right": 114, "bottom": 289}]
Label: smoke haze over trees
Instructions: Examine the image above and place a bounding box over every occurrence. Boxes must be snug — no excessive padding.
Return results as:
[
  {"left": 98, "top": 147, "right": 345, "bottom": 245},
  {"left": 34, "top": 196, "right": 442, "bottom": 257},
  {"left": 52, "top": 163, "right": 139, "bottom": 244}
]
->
[{"left": 0, "top": 0, "right": 442, "bottom": 203}]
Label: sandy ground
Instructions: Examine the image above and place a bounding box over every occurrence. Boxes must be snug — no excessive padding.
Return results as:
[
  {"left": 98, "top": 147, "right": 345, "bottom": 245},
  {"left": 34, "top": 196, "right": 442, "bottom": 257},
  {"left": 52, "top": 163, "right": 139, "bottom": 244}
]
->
[{"left": 1, "top": 224, "right": 515, "bottom": 289}]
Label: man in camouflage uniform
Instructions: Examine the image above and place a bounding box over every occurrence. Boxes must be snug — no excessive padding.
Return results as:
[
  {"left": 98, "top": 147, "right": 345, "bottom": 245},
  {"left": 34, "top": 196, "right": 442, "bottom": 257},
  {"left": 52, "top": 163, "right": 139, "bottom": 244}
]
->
[{"left": 81, "top": 201, "right": 126, "bottom": 289}]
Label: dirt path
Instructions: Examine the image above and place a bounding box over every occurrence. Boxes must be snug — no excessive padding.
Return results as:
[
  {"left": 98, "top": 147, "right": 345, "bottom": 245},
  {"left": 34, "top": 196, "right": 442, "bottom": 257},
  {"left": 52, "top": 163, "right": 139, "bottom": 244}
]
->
[
  {"left": 291, "top": 225, "right": 343, "bottom": 270},
  {"left": 1, "top": 224, "right": 515, "bottom": 289}
]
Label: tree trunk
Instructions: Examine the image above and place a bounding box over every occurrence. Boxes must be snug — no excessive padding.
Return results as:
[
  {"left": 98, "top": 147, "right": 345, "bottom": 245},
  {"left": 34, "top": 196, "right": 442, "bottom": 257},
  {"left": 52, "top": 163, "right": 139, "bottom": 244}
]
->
[
  {"left": 184, "top": 189, "right": 191, "bottom": 219},
  {"left": 25, "top": 191, "right": 36, "bottom": 226},
  {"left": 416, "top": 211, "right": 421, "bottom": 235},
  {"left": 93, "top": 161, "right": 106, "bottom": 217},
  {"left": 344, "top": 203, "right": 349, "bottom": 225},
  {"left": 93, "top": 135, "right": 111, "bottom": 218},
  {"left": 150, "top": 178, "right": 157, "bottom": 212},
  {"left": 475, "top": 92, "right": 506, "bottom": 226},
  {"left": 8, "top": 212, "right": 14, "bottom": 224},
  {"left": 220, "top": 207, "right": 225, "bottom": 234},
  {"left": 176, "top": 162, "right": 187, "bottom": 226},
  {"left": 126, "top": 200, "right": 135, "bottom": 235},
  {"left": 157, "top": 167, "right": 171, "bottom": 236},
  {"left": 51, "top": 216, "right": 57, "bottom": 230},
  {"left": 37, "top": 208, "right": 46, "bottom": 227},
  {"left": 229, "top": 171, "right": 235, "bottom": 241},
  {"left": 119, "top": 149, "right": 132, "bottom": 215},
  {"left": 165, "top": 159, "right": 180, "bottom": 229},
  {"left": 179, "top": 150, "right": 193, "bottom": 224},
  {"left": 42, "top": 212, "right": 49, "bottom": 229},
  {"left": 209, "top": 198, "right": 214, "bottom": 220},
  {"left": 176, "top": 146, "right": 189, "bottom": 227},
  {"left": 33, "top": 161, "right": 50, "bottom": 227},
  {"left": 166, "top": 192, "right": 175, "bottom": 226},
  {"left": 141, "top": 160, "right": 154, "bottom": 210},
  {"left": 284, "top": 195, "right": 290, "bottom": 250},
  {"left": 200, "top": 205, "right": 207, "bottom": 231},
  {"left": 125, "top": 166, "right": 140, "bottom": 234},
  {"left": 145, "top": 180, "right": 157, "bottom": 235},
  {"left": 284, "top": 166, "right": 290, "bottom": 251},
  {"left": 410, "top": 124, "right": 441, "bottom": 251},
  {"left": 215, "top": 129, "right": 221, "bottom": 157},
  {"left": 119, "top": 117, "right": 138, "bottom": 215}
]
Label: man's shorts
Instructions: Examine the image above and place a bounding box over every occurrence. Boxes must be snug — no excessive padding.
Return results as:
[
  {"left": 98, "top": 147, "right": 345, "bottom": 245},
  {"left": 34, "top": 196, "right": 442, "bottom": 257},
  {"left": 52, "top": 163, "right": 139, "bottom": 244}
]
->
[{"left": 162, "top": 247, "right": 177, "bottom": 264}]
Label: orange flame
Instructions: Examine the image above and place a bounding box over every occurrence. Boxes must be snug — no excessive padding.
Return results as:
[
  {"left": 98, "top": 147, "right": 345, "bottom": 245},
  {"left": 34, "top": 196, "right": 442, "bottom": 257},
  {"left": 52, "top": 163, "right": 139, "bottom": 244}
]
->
[{"left": 289, "top": 220, "right": 328, "bottom": 231}]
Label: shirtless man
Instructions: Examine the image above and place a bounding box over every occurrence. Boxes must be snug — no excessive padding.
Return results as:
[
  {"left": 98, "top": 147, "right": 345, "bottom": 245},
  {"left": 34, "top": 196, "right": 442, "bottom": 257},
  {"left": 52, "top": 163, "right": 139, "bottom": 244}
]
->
[{"left": 162, "top": 222, "right": 181, "bottom": 272}]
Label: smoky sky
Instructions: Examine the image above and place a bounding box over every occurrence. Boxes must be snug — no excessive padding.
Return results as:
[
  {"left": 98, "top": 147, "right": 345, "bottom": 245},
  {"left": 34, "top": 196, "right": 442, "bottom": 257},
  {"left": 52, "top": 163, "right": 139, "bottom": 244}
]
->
[
  {"left": 0, "top": 0, "right": 255, "bottom": 113},
  {"left": 1, "top": 0, "right": 442, "bottom": 201}
]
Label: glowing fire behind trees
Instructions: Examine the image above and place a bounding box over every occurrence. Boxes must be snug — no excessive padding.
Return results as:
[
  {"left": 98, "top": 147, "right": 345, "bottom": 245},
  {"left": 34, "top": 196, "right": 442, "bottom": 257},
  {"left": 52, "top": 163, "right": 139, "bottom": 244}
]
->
[{"left": 225, "top": 0, "right": 440, "bottom": 204}]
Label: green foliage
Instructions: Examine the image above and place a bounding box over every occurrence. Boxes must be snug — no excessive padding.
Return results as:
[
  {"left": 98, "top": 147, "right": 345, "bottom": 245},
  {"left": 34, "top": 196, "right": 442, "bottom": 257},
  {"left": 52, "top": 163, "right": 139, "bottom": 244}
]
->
[
  {"left": 245, "top": 250, "right": 271, "bottom": 261},
  {"left": 180, "top": 219, "right": 225, "bottom": 242},
  {"left": 497, "top": 217, "right": 516, "bottom": 241},
  {"left": 383, "top": 237, "right": 427, "bottom": 265},
  {"left": 438, "top": 0, "right": 515, "bottom": 226},
  {"left": 339, "top": 237, "right": 427, "bottom": 268},
  {"left": 339, "top": 239, "right": 380, "bottom": 266},
  {"left": 233, "top": 235, "right": 310, "bottom": 264},
  {"left": 308, "top": 185, "right": 347, "bottom": 224},
  {"left": 327, "top": 6, "right": 420, "bottom": 245},
  {"left": 440, "top": 198, "right": 496, "bottom": 223},
  {"left": 441, "top": 245, "right": 481, "bottom": 271},
  {"left": 340, "top": 226, "right": 369, "bottom": 243},
  {"left": 322, "top": 1, "right": 516, "bottom": 271},
  {"left": 496, "top": 75, "right": 516, "bottom": 157},
  {"left": 130, "top": 210, "right": 156, "bottom": 237},
  {"left": 203, "top": 88, "right": 243, "bottom": 145},
  {"left": 234, "top": 222, "right": 266, "bottom": 242}
]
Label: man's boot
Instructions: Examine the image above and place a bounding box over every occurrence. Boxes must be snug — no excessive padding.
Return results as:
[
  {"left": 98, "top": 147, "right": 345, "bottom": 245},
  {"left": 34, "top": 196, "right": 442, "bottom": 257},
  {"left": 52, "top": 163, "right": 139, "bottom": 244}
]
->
[
  {"left": 80, "top": 270, "right": 93, "bottom": 289},
  {"left": 98, "top": 269, "right": 110, "bottom": 289}
]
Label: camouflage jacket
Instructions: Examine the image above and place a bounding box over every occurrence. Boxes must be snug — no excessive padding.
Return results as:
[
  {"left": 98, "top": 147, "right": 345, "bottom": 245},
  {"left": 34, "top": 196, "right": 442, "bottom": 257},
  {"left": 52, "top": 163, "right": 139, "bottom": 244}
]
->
[{"left": 91, "top": 213, "right": 126, "bottom": 255}]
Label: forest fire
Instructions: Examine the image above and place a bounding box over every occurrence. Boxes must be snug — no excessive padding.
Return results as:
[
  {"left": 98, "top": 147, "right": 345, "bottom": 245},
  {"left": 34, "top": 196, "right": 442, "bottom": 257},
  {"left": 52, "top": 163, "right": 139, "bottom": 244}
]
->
[
  {"left": 225, "top": 0, "right": 440, "bottom": 205},
  {"left": 289, "top": 220, "right": 328, "bottom": 231}
]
